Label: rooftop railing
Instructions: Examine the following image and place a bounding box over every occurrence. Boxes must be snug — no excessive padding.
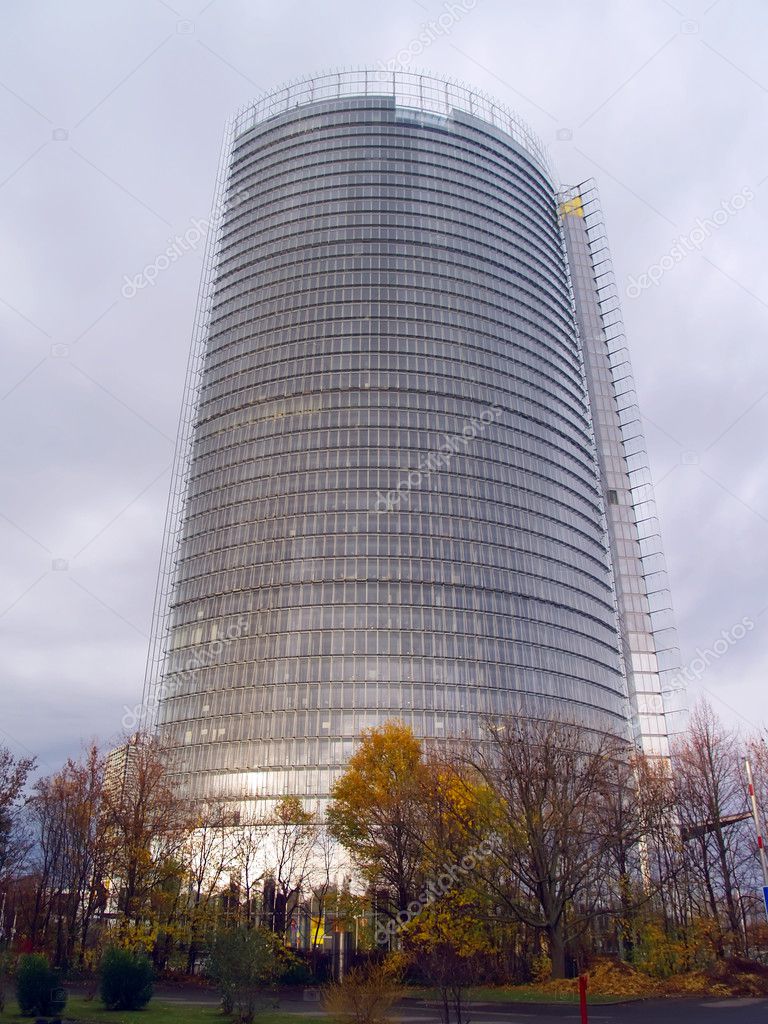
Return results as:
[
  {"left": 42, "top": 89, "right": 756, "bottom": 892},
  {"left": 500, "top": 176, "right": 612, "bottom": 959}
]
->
[{"left": 231, "top": 69, "right": 554, "bottom": 179}]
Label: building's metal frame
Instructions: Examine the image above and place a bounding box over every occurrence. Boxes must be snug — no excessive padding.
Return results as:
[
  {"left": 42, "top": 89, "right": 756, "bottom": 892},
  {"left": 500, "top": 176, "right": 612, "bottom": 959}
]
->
[
  {"left": 560, "top": 180, "right": 686, "bottom": 753},
  {"left": 140, "top": 120, "right": 236, "bottom": 726}
]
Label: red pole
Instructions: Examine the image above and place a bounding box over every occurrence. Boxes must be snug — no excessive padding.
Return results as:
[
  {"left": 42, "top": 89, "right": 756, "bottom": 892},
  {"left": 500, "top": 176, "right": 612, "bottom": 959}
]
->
[
  {"left": 746, "top": 758, "right": 768, "bottom": 886},
  {"left": 579, "top": 973, "right": 589, "bottom": 1024}
]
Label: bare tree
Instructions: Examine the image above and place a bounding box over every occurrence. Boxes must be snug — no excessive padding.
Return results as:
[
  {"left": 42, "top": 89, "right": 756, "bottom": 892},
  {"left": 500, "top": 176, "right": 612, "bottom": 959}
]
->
[
  {"left": 264, "top": 797, "right": 317, "bottom": 937},
  {"left": 230, "top": 812, "right": 266, "bottom": 928},
  {"left": 0, "top": 747, "right": 35, "bottom": 947},
  {"left": 23, "top": 745, "right": 111, "bottom": 965},
  {"left": 182, "top": 802, "right": 238, "bottom": 972},
  {"left": 632, "top": 754, "right": 691, "bottom": 937},
  {"left": 597, "top": 747, "right": 687, "bottom": 959},
  {"left": 463, "top": 717, "right": 628, "bottom": 978},
  {"left": 0, "top": 748, "right": 35, "bottom": 888},
  {"left": 673, "top": 702, "right": 752, "bottom": 953},
  {"left": 308, "top": 824, "right": 337, "bottom": 964},
  {"left": 102, "top": 734, "right": 193, "bottom": 937}
]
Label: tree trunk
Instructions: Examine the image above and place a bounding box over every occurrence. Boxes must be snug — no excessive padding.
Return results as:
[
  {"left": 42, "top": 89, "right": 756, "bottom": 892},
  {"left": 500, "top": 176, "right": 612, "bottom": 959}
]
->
[
  {"left": 452, "top": 984, "right": 468, "bottom": 1024},
  {"left": 698, "top": 837, "right": 725, "bottom": 957},
  {"left": 713, "top": 824, "right": 742, "bottom": 951},
  {"left": 438, "top": 986, "right": 450, "bottom": 1024},
  {"left": 548, "top": 925, "right": 566, "bottom": 980}
]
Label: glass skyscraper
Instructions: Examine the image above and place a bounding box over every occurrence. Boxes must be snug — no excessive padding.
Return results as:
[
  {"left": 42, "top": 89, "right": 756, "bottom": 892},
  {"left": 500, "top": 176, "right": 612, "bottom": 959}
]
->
[{"left": 143, "top": 71, "right": 682, "bottom": 810}]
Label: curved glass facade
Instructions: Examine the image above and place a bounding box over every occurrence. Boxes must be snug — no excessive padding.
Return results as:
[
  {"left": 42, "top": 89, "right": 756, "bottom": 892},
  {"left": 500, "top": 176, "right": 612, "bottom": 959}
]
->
[{"left": 153, "top": 74, "right": 632, "bottom": 806}]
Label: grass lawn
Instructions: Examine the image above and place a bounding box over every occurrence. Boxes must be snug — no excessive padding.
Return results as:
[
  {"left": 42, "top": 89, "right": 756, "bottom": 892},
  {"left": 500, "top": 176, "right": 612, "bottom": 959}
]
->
[
  {"left": 0, "top": 998, "right": 327, "bottom": 1024},
  {"left": 0, "top": 989, "right": 631, "bottom": 1019}
]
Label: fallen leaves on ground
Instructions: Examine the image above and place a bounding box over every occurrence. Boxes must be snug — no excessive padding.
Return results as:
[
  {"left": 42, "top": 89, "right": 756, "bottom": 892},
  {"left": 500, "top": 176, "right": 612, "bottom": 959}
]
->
[{"left": 523, "top": 956, "right": 768, "bottom": 1000}]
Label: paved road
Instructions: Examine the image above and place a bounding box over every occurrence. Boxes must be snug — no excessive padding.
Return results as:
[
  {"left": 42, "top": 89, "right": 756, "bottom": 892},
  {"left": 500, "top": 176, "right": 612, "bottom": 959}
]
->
[
  {"left": 284, "top": 995, "right": 768, "bottom": 1022},
  {"left": 390, "top": 999, "right": 768, "bottom": 1023}
]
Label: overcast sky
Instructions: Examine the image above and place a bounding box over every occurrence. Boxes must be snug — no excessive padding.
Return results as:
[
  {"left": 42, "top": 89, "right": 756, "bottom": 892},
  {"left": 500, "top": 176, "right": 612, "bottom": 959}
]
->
[{"left": 1, "top": 0, "right": 766, "bottom": 773}]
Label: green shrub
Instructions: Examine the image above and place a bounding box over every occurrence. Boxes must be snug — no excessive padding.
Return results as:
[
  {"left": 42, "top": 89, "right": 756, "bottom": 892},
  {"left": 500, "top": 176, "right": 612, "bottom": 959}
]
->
[
  {"left": 208, "top": 927, "right": 283, "bottom": 1022},
  {"left": 99, "top": 946, "right": 153, "bottom": 1011},
  {"left": 280, "top": 951, "right": 312, "bottom": 986},
  {"left": 15, "top": 953, "right": 67, "bottom": 1017}
]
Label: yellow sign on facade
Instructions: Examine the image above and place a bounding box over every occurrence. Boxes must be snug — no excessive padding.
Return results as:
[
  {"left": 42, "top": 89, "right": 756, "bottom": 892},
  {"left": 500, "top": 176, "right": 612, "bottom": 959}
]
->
[{"left": 559, "top": 195, "right": 584, "bottom": 218}]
